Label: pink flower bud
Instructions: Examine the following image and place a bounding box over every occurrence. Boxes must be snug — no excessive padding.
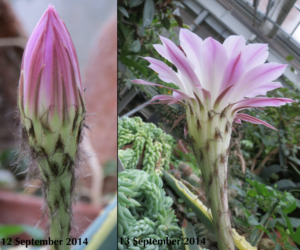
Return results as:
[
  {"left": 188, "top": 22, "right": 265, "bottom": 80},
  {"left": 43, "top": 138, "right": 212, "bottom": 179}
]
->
[
  {"left": 19, "top": 5, "right": 84, "bottom": 127},
  {"left": 18, "top": 5, "right": 85, "bottom": 154}
]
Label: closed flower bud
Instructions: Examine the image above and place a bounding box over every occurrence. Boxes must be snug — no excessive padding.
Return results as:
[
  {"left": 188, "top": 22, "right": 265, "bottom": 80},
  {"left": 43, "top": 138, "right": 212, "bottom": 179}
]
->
[{"left": 18, "top": 5, "right": 85, "bottom": 154}]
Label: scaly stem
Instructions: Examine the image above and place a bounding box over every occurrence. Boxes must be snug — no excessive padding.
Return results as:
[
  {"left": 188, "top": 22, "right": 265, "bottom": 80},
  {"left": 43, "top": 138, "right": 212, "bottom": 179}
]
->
[
  {"left": 187, "top": 100, "right": 235, "bottom": 250},
  {"left": 38, "top": 152, "right": 74, "bottom": 250}
]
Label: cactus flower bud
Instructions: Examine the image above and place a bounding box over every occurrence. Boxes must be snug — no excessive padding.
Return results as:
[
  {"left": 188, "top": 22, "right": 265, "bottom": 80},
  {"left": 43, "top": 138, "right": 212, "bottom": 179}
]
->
[
  {"left": 18, "top": 5, "right": 85, "bottom": 250},
  {"left": 132, "top": 29, "right": 294, "bottom": 250},
  {"left": 19, "top": 5, "right": 85, "bottom": 154}
]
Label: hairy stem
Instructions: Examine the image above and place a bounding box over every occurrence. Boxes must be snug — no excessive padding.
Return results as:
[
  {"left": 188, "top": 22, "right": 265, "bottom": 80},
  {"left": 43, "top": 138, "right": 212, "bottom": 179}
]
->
[
  {"left": 38, "top": 152, "right": 75, "bottom": 250},
  {"left": 187, "top": 100, "right": 235, "bottom": 250}
]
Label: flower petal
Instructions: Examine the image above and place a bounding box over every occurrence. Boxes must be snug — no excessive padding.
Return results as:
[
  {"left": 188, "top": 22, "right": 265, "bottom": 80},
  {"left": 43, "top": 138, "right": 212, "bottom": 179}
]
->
[
  {"left": 200, "top": 37, "right": 228, "bottom": 100},
  {"left": 230, "top": 63, "right": 287, "bottom": 102},
  {"left": 131, "top": 79, "right": 190, "bottom": 98},
  {"left": 150, "top": 95, "right": 176, "bottom": 102},
  {"left": 232, "top": 97, "right": 294, "bottom": 113},
  {"left": 153, "top": 44, "right": 170, "bottom": 61},
  {"left": 179, "top": 28, "right": 203, "bottom": 81},
  {"left": 159, "top": 35, "right": 201, "bottom": 89},
  {"left": 143, "top": 57, "right": 187, "bottom": 94},
  {"left": 246, "top": 82, "right": 282, "bottom": 97},
  {"left": 242, "top": 43, "right": 269, "bottom": 70},
  {"left": 223, "top": 35, "right": 246, "bottom": 58},
  {"left": 234, "top": 118, "right": 242, "bottom": 124},
  {"left": 235, "top": 113, "right": 277, "bottom": 130}
]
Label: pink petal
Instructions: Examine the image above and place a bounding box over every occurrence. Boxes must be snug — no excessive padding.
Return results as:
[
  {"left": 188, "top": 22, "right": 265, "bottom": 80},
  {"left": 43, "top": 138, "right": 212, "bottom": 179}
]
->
[
  {"left": 184, "top": 122, "right": 188, "bottom": 138},
  {"left": 242, "top": 43, "right": 269, "bottom": 70},
  {"left": 23, "top": 5, "right": 83, "bottom": 119},
  {"left": 142, "top": 57, "right": 186, "bottom": 93},
  {"left": 200, "top": 37, "right": 228, "bottom": 99},
  {"left": 234, "top": 118, "right": 242, "bottom": 124},
  {"left": 153, "top": 44, "right": 170, "bottom": 61},
  {"left": 232, "top": 97, "right": 294, "bottom": 113},
  {"left": 179, "top": 28, "right": 203, "bottom": 79},
  {"left": 173, "top": 91, "right": 180, "bottom": 98},
  {"left": 235, "top": 113, "right": 277, "bottom": 130},
  {"left": 230, "top": 63, "right": 287, "bottom": 101},
  {"left": 168, "top": 95, "right": 187, "bottom": 105},
  {"left": 246, "top": 82, "right": 282, "bottom": 97},
  {"left": 159, "top": 35, "right": 201, "bottom": 89},
  {"left": 219, "top": 53, "right": 245, "bottom": 100},
  {"left": 223, "top": 35, "right": 246, "bottom": 58},
  {"left": 131, "top": 79, "right": 190, "bottom": 98},
  {"left": 150, "top": 95, "right": 176, "bottom": 102}
]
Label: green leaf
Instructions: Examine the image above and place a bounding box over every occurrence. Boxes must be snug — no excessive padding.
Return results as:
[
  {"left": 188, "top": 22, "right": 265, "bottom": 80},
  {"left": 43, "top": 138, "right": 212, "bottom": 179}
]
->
[
  {"left": 162, "top": 172, "right": 214, "bottom": 233},
  {"left": 288, "top": 162, "right": 300, "bottom": 177},
  {"left": 283, "top": 201, "right": 297, "bottom": 214},
  {"left": 269, "top": 217, "right": 300, "bottom": 229},
  {"left": 182, "top": 219, "right": 203, "bottom": 249},
  {"left": 286, "top": 54, "right": 294, "bottom": 61},
  {"left": 173, "top": 15, "right": 183, "bottom": 27},
  {"left": 143, "top": 0, "right": 155, "bottom": 28},
  {"left": 248, "top": 215, "right": 260, "bottom": 226},
  {"left": 260, "top": 165, "right": 284, "bottom": 179},
  {"left": 295, "top": 198, "right": 300, "bottom": 208},
  {"left": 0, "top": 225, "right": 24, "bottom": 238},
  {"left": 229, "top": 184, "right": 246, "bottom": 196},
  {"left": 129, "top": 40, "right": 141, "bottom": 53},
  {"left": 291, "top": 226, "right": 300, "bottom": 245},
  {"left": 161, "top": 17, "right": 170, "bottom": 30},
  {"left": 129, "top": 0, "right": 144, "bottom": 8},
  {"left": 118, "top": 6, "right": 129, "bottom": 18},
  {"left": 120, "top": 57, "right": 148, "bottom": 76},
  {"left": 288, "top": 156, "right": 300, "bottom": 165},
  {"left": 273, "top": 179, "right": 297, "bottom": 191},
  {"left": 279, "top": 209, "right": 294, "bottom": 236}
]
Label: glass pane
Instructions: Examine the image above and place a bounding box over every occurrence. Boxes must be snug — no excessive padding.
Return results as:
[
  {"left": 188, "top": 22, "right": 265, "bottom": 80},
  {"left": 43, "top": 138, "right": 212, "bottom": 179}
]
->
[{"left": 282, "top": 6, "right": 300, "bottom": 35}]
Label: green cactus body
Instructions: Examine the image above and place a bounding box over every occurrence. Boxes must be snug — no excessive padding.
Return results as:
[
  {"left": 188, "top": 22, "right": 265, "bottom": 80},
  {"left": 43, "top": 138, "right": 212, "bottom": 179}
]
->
[
  {"left": 118, "top": 117, "right": 175, "bottom": 172},
  {"left": 128, "top": 133, "right": 146, "bottom": 169},
  {"left": 161, "top": 142, "right": 172, "bottom": 171},
  {"left": 119, "top": 148, "right": 135, "bottom": 168},
  {"left": 186, "top": 100, "right": 235, "bottom": 250},
  {"left": 20, "top": 107, "right": 84, "bottom": 250},
  {"left": 118, "top": 170, "right": 182, "bottom": 250}
]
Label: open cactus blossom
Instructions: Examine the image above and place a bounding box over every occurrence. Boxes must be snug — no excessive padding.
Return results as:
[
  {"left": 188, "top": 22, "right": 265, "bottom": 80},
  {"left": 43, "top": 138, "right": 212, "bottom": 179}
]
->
[
  {"left": 132, "top": 29, "right": 294, "bottom": 250},
  {"left": 18, "top": 5, "right": 85, "bottom": 250}
]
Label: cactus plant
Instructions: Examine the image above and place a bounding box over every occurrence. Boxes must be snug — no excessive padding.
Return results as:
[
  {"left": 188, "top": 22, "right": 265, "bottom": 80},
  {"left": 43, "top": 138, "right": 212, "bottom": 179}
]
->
[
  {"left": 132, "top": 29, "right": 294, "bottom": 249},
  {"left": 118, "top": 117, "right": 175, "bottom": 173},
  {"left": 118, "top": 169, "right": 182, "bottom": 250},
  {"left": 18, "top": 6, "right": 85, "bottom": 249}
]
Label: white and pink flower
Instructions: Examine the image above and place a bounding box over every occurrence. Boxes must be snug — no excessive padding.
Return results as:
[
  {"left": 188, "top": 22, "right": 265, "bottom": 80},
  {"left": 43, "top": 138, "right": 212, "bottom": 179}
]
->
[{"left": 132, "top": 28, "right": 294, "bottom": 130}]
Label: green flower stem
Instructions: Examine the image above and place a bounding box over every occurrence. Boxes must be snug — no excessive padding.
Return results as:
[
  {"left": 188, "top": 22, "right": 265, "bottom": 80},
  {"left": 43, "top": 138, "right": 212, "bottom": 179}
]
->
[
  {"left": 186, "top": 100, "right": 235, "bottom": 250},
  {"left": 38, "top": 152, "right": 74, "bottom": 250}
]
